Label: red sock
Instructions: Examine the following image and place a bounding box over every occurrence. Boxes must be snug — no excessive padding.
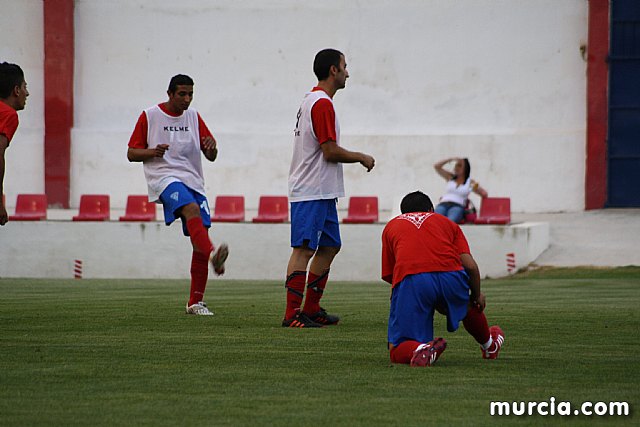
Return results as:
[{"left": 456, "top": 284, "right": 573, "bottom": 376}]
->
[
  {"left": 463, "top": 305, "right": 491, "bottom": 345},
  {"left": 186, "top": 217, "right": 214, "bottom": 256},
  {"left": 188, "top": 250, "right": 209, "bottom": 306},
  {"left": 390, "top": 340, "right": 421, "bottom": 364},
  {"left": 285, "top": 271, "right": 306, "bottom": 320},
  {"left": 302, "top": 270, "right": 329, "bottom": 315}
]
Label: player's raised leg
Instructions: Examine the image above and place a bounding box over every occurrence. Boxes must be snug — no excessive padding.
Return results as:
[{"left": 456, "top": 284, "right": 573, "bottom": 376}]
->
[
  {"left": 181, "top": 202, "right": 213, "bottom": 254},
  {"left": 178, "top": 201, "right": 228, "bottom": 315},
  {"left": 179, "top": 201, "right": 229, "bottom": 275}
]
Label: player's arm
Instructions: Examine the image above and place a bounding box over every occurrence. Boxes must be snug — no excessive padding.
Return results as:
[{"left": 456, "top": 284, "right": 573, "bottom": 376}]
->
[
  {"left": 460, "top": 253, "right": 485, "bottom": 311},
  {"left": 312, "top": 98, "right": 375, "bottom": 171},
  {"left": 471, "top": 179, "right": 488, "bottom": 198},
  {"left": 0, "top": 134, "right": 8, "bottom": 225},
  {"left": 320, "top": 141, "right": 375, "bottom": 171},
  {"left": 127, "top": 146, "right": 169, "bottom": 162},
  {"left": 198, "top": 114, "right": 218, "bottom": 162},
  {"left": 201, "top": 136, "right": 218, "bottom": 162},
  {"left": 381, "top": 228, "right": 395, "bottom": 284},
  {"left": 126, "top": 111, "right": 169, "bottom": 162},
  {"left": 434, "top": 157, "right": 456, "bottom": 181}
]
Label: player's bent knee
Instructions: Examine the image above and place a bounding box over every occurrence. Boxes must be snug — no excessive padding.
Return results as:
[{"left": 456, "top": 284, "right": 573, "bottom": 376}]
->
[{"left": 178, "top": 202, "right": 200, "bottom": 219}]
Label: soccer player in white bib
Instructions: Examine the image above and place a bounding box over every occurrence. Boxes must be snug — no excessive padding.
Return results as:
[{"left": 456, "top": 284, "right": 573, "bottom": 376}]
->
[
  {"left": 127, "top": 74, "right": 228, "bottom": 316},
  {"left": 283, "top": 49, "right": 376, "bottom": 327}
]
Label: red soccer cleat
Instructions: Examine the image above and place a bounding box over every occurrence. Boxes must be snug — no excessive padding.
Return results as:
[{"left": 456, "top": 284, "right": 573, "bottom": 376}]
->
[
  {"left": 482, "top": 326, "right": 505, "bottom": 360},
  {"left": 410, "top": 337, "right": 447, "bottom": 367}
]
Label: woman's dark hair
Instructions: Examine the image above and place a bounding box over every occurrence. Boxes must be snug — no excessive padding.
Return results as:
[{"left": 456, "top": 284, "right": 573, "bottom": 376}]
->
[
  {"left": 400, "top": 191, "right": 434, "bottom": 214},
  {"left": 453, "top": 158, "right": 471, "bottom": 182}
]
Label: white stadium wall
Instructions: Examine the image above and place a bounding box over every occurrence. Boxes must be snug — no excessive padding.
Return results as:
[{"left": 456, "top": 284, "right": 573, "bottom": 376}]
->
[
  {"left": 0, "top": 221, "right": 549, "bottom": 280},
  {"left": 1, "top": 0, "right": 587, "bottom": 213}
]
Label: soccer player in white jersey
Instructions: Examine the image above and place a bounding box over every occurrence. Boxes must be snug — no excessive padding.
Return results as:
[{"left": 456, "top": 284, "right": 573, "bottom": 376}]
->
[
  {"left": 127, "top": 74, "right": 228, "bottom": 316},
  {"left": 283, "top": 49, "right": 376, "bottom": 327}
]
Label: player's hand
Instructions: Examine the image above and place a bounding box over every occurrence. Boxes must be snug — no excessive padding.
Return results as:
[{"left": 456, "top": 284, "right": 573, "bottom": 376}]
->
[
  {"left": 201, "top": 136, "right": 217, "bottom": 151},
  {"left": 360, "top": 154, "right": 375, "bottom": 172},
  {"left": 0, "top": 203, "right": 8, "bottom": 226},
  {"left": 153, "top": 144, "right": 170, "bottom": 158},
  {"left": 471, "top": 293, "right": 486, "bottom": 312}
]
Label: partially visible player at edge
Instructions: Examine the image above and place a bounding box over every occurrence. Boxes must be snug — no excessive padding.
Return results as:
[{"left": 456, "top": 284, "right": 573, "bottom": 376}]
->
[
  {"left": 382, "top": 191, "right": 505, "bottom": 366},
  {"left": 284, "top": 49, "right": 376, "bottom": 327},
  {"left": 0, "top": 62, "right": 29, "bottom": 226},
  {"left": 127, "top": 74, "right": 228, "bottom": 316}
]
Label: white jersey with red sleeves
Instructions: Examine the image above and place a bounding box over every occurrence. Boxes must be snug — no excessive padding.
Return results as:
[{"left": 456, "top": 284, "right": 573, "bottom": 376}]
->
[
  {"left": 142, "top": 105, "right": 205, "bottom": 202},
  {"left": 288, "top": 89, "right": 344, "bottom": 202}
]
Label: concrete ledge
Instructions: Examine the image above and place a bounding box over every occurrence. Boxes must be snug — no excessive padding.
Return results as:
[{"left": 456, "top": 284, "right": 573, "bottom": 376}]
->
[{"left": 0, "top": 221, "right": 548, "bottom": 280}]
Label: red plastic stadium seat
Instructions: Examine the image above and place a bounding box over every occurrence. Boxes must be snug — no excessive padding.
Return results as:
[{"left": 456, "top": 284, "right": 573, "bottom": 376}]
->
[
  {"left": 73, "top": 194, "right": 110, "bottom": 221},
  {"left": 252, "top": 196, "right": 288, "bottom": 223},
  {"left": 212, "top": 195, "right": 245, "bottom": 222},
  {"left": 474, "top": 197, "right": 511, "bottom": 225},
  {"left": 9, "top": 194, "right": 47, "bottom": 221},
  {"left": 343, "top": 196, "right": 379, "bottom": 224},
  {"left": 119, "top": 195, "right": 156, "bottom": 222}
]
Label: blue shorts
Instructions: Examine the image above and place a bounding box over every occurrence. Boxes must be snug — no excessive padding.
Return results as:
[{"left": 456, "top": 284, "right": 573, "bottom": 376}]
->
[
  {"left": 290, "top": 199, "right": 341, "bottom": 251},
  {"left": 388, "top": 270, "right": 470, "bottom": 347},
  {"left": 159, "top": 182, "right": 211, "bottom": 236}
]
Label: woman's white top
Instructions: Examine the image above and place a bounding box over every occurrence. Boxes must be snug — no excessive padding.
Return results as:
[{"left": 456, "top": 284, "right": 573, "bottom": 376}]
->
[{"left": 440, "top": 178, "right": 472, "bottom": 206}]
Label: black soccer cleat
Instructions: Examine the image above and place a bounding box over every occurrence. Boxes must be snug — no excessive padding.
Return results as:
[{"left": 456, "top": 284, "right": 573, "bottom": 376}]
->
[
  {"left": 307, "top": 307, "right": 340, "bottom": 326},
  {"left": 282, "top": 311, "right": 324, "bottom": 328}
]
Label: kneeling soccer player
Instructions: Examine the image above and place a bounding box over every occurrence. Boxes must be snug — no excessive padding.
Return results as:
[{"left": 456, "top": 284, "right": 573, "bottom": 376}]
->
[{"left": 381, "top": 191, "right": 504, "bottom": 367}]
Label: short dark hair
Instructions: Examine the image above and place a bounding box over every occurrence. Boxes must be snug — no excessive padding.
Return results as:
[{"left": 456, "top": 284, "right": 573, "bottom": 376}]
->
[
  {"left": 168, "top": 74, "right": 194, "bottom": 93},
  {"left": 313, "top": 49, "right": 343, "bottom": 81},
  {"left": 0, "top": 62, "right": 25, "bottom": 99},
  {"left": 453, "top": 158, "right": 471, "bottom": 182},
  {"left": 400, "top": 191, "right": 434, "bottom": 214}
]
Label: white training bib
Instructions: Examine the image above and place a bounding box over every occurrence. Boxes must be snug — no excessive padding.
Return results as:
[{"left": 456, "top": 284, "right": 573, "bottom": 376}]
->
[
  {"left": 288, "top": 90, "right": 344, "bottom": 202},
  {"left": 142, "top": 105, "right": 205, "bottom": 202}
]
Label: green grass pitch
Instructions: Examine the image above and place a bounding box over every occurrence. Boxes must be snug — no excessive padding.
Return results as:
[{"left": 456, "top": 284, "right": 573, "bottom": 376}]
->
[{"left": 1, "top": 267, "right": 638, "bottom": 426}]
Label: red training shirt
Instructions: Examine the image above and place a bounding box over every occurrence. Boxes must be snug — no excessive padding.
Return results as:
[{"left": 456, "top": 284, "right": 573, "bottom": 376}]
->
[
  {"left": 381, "top": 212, "right": 471, "bottom": 287},
  {"left": 128, "top": 103, "right": 214, "bottom": 149},
  {"left": 310, "top": 87, "right": 336, "bottom": 145},
  {"left": 0, "top": 101, "right": 19, "bottom": 145}
]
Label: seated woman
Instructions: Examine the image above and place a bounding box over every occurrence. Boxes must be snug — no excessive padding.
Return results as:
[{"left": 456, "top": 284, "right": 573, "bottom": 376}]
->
[{"left": 433, "top": 157, "right": 487, "bottom": 223}]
